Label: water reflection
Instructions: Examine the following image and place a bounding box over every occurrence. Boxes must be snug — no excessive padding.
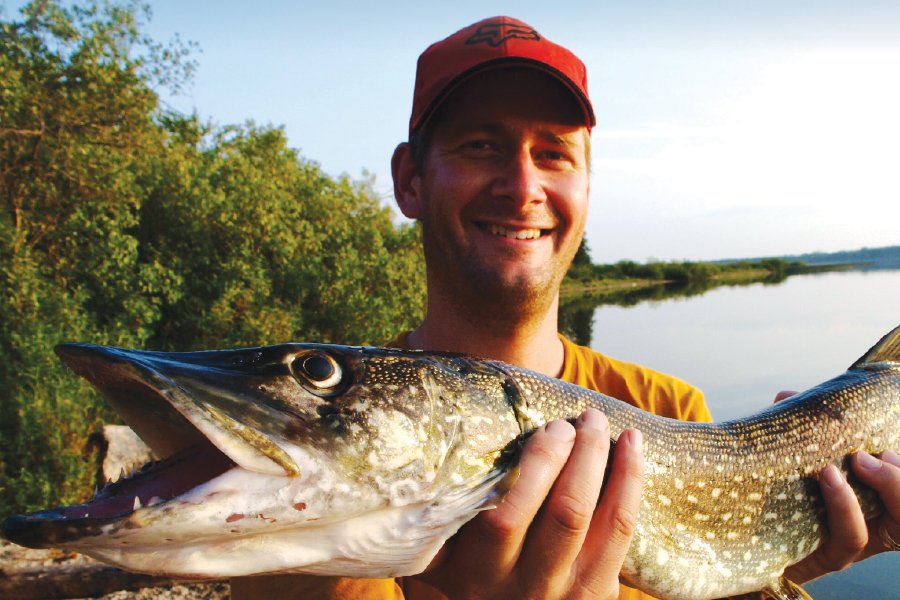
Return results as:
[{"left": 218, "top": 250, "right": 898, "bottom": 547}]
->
[
  {"left": 559, "top": 274, "right": 788, "bottom": 348},
  {"left": 562, "top": 269, "right": 898, "bottom": 422}
]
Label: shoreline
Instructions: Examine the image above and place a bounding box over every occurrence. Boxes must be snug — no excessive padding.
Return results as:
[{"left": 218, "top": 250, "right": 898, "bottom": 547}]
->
[{"left": 561, "top": 269, "right": 772, "bottom": 294}]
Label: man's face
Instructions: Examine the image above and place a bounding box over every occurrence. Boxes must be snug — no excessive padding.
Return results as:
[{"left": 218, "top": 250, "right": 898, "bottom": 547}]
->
[{"left": 413, "top": 69, "right": 591, "bottom": 319}]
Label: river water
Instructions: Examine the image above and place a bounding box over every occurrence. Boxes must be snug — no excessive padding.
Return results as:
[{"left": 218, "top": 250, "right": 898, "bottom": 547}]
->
[{"left": 567, "top": 268, "right": 900, "bottom": 599}]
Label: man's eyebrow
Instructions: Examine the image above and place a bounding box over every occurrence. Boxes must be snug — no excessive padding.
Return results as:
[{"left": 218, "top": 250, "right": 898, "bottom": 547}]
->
[
  {"left": 441, "top": 121, "right": 583, "bottom": 147},
  {"left": 536, "top": 129, "right": 582, "bottom": 147}
]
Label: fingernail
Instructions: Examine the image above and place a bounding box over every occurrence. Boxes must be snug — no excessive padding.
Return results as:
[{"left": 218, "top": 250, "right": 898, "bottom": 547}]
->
[
  {"left": 622, "top": 428, "right": 643, "bottom": 448},
  {"left": 576, "top": 409, "right": 608, "bottom": 432},
  {"left": 820, "top": 465, "right": 845, "bottom": 490},
  {"left": 857, "top": 451, "right": 881, "bottom": 471},
  {"left": 882, "top": 450, "right": 900, "bottom": 468},
  {"left": 545, "top": 420, "right": 576, "bottom": 442}
]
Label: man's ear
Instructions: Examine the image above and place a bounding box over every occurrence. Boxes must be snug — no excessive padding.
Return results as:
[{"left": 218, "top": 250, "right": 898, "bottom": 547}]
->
[{"left": 391, "top": 143, "right": 423, "bottom": 219}]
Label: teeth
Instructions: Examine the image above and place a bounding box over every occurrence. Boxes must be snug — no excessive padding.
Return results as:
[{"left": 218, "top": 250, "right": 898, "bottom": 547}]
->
[
  {"left": 488, "top": 225, "right": 542, "bottom": 240},
  {"left": 147, "top": 496, "right": 165, "bottom": 507},
  {"left": 133, "top": 496, "right": 142, "bottom": 511}
]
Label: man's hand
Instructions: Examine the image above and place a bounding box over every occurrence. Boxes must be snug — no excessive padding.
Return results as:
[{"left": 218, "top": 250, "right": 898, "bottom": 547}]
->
[
  {"left": 413, "top": 409, "right": 645, "bottom": 600},
  {"left": 775, "top": 391, "right": 900, "bottom": 584}
]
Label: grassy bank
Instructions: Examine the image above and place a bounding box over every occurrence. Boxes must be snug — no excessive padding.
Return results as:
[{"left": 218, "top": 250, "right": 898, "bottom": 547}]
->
[{"left": 562, "top": 249, "right": 857, "bottom": 294}]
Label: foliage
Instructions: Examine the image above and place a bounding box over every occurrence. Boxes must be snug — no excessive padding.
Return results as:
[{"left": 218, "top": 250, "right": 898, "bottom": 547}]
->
[
  {"left": 565, "top": 252, "right": 799, "bottom": 287},
  {"left": 138, "top": 120, "right": 425, "bottom": 349},
  {"left": 0, "top": 1, "right": 425, "bottom": 516}
]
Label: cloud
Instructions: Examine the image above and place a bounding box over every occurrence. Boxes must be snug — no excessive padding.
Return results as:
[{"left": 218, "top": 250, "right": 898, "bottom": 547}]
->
[{"left": 594, "top": 52, "right": 900, "bottom": 219}]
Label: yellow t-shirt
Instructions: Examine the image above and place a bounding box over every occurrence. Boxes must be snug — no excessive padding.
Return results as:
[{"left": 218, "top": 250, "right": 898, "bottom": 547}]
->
[{"left": 231, "top": 334, "right": 712, "bottom": 600}]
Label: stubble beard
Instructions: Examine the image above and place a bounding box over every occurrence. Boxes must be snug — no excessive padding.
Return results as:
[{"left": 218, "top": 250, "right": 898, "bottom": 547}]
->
[{"left": 421, "top": 217, "right": 571, "bottom": 336}]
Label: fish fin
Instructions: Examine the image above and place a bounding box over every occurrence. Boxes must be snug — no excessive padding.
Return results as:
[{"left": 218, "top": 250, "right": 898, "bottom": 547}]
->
[
  {"left": 481, "top": 462, "right": 520, "bottom": 509},
  {"left": 850, "top": 324, "right": 900, "bottom": 369},
  {"left": 761, "top": 577, "right": 813, "bottom": 600}
]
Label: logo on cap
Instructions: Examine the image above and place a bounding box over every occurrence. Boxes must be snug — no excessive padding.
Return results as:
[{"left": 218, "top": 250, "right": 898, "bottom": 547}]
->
[{"left": 465, "top": 21, "right": 541, "bottom": 47}]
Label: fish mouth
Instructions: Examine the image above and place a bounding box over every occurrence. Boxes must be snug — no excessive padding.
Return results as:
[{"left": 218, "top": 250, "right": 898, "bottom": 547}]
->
[
  {"left": 2, "top": 443, "right": 237, "bottom": 539},
  {"left": 2, "top": 343, "right": 297, "bottom": 547}
]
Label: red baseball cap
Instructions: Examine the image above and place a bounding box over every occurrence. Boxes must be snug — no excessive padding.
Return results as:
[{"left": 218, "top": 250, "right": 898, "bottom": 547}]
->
[{"left": 409, "top": 16, "right": 595, "bottom": 137}]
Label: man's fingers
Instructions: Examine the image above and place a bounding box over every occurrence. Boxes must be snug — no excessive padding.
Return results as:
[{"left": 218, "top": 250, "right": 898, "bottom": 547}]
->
[
  {"left": 416, "top": 419, "right": 577, "bottom": 594},
  {"left": 519, "top": 409, "right": 611, "bottom": 586},
  {"left": 575, "top": 428, "right": 645, "bottom": 597},
  {"left": 774, "top": 390, "right": 799, "bottom": 403},
  {"left": 785, "top": 465, "right": 867, "bottom": 583},
  {"left": 854, "top": 451, "right": 900, "bottom": 519},
  {"left": 853, "top": 450, "right": 900, "bottom": 555},
  {"left": 817, "top": 466, "right": 869, "bottom": 564},
  {"left": 461, "top": 419, "right": 577, "bottom": 581}
]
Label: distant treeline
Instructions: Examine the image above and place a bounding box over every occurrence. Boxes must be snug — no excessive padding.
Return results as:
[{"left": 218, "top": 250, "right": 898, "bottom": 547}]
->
[
  {"left": 565, "top": 240, "right": 800, "bottom": 287},
  {"left": 714, "top": 245, "right": 900, "bottom": 270}
]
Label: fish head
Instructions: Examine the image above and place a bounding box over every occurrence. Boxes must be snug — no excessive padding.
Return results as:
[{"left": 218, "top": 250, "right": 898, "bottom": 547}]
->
[{"left": 2, "top": 344, "right": 523, "bottom": 577}]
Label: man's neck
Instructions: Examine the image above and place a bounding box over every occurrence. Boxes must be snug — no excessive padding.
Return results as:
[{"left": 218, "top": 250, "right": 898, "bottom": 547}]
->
[{"left": 405, "top": 294, "right": 566, "bottom": 378}]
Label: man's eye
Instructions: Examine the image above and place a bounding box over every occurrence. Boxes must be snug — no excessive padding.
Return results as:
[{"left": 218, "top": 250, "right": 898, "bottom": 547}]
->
[
  {"left": 460, "top": 140, "right": 494, "bottom": 153},
  {"left": 537, "top": 149, "right": 577, "bottom": 167},
  {"left": 540, "top": 150, "right": 567, "bottom": 161}
]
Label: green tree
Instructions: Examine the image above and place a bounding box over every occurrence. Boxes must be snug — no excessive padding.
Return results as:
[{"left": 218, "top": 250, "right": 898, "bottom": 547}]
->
[
  {"left": 139, "top": 119, "right": 425, "bottom": 350},
  {"left": 0, "top": 0, "right": 184, "bottom": 514},
  {"left": 0, "top": 1, "right": 425, "bottom": 516}
]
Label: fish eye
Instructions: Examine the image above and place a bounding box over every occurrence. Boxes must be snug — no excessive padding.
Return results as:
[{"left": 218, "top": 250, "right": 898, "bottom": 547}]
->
[{"left": 291, "top": 352, "right": 345, "bottom": 395}]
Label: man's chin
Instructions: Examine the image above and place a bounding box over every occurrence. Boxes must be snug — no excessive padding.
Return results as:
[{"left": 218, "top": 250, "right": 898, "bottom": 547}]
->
[
  {"left": 424, "top": 240, "right": 565, "bottom": 321},
  {"left": 456, "top": 266, "right": 560, "bottom": 321}
]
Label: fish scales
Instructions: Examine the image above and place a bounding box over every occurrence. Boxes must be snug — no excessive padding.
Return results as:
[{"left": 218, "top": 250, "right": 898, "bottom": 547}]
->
[
  {"left": 3, "top": 325, "right": 900, "bottom": 600},
  {"left": 496, "top": 361, "right": 900, "bottom": 599}
]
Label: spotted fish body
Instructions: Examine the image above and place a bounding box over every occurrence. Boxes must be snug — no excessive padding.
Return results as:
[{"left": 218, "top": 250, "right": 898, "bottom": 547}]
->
[
  {"left": 3, "top": 326, "right": 900, "bottom": 600},
  {"left": 499, "top": 354, "right": 900, "bottom": 599}
]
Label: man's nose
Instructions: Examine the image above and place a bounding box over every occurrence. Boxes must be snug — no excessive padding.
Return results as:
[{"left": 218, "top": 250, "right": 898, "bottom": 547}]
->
[{"left": 491, "top": 149, "right": 547, "bottom": 208}]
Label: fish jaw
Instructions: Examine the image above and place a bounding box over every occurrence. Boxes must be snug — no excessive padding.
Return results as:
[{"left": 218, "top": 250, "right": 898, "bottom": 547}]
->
[
  {"left": 47, "top": 464, "right": 513, "bottom": 579},
  {"left": 52, "top": 344, "right": 305, "bottom": 476},
  {"left": 3, "top": 343, "right": 523, "bottom": 578}
]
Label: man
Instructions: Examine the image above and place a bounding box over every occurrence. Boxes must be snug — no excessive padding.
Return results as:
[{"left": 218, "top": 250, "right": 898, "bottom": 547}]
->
[{"left": 232, "top": 16, "right": 900, "bottom": 600}]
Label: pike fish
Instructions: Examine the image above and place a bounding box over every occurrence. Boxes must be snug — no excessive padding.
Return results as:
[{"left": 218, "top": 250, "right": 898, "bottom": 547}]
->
[{"left": 3, "top": 326, "right": 900, "bottom": 600}]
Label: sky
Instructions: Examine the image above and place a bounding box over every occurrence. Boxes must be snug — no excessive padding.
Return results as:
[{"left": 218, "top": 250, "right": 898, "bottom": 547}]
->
[{"left": 5, "top": 0, "right": 900, "bottom": 264}]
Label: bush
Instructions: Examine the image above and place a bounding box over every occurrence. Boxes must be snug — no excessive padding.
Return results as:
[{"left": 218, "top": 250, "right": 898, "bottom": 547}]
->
[{"left": 0, "top": 1, "right": 425, "bottom": 516}]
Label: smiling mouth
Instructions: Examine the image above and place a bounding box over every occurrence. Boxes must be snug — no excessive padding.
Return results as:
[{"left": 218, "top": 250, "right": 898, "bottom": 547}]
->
[{"left": 478, "top": 223, "right": 548, "bottom": 240}]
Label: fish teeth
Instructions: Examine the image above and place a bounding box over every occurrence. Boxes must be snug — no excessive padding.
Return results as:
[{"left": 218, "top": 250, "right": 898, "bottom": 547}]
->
[{"left": 133, "top": 496, "right": 142, "bottom": 511}]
